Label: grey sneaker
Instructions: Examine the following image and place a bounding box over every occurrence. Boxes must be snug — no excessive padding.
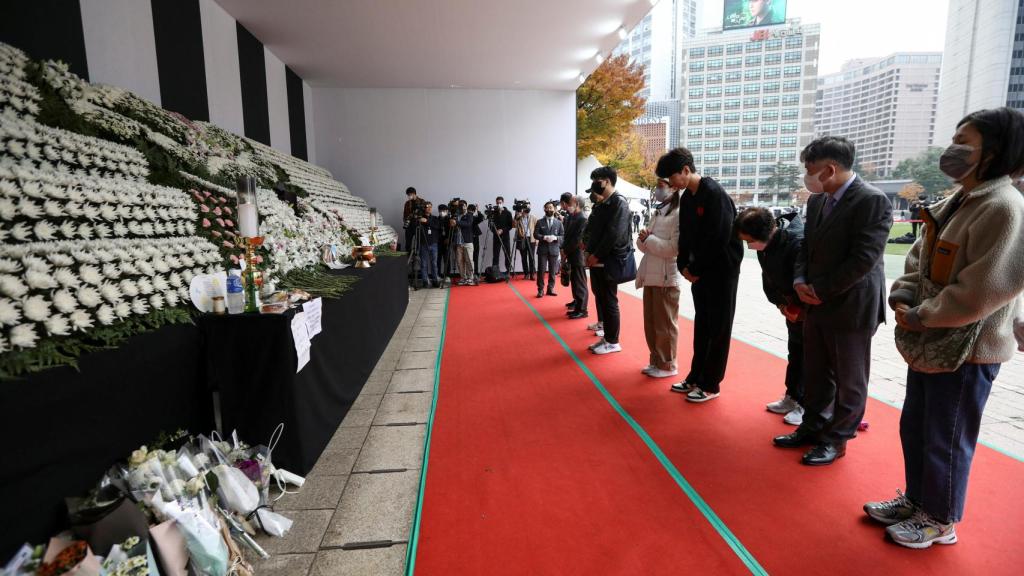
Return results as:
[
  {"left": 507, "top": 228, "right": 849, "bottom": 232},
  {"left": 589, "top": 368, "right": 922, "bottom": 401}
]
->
[
  {"left": 767, "top": 395, "right": 799, "bottom": 414},
  {"left": 864, "top": 489, "right": 917, "bottom": 526},
  {"left": 783, "top": 405, "right": 805, "bottom": 426},
  {"left": 886, "top": 510, "right": 957, "bottom": 549},
  {"left": 670, "top": 381, "right": 698, "bottom": 394}
]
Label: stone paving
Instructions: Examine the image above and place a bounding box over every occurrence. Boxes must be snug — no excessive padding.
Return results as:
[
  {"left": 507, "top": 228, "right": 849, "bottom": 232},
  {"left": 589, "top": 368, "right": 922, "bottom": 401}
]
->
[
  {"left": 244, "top": 287, "right": 445, "bottom": 575},
  {"left": 621, "top": 250, "right": 1024, "bottom": 460}
]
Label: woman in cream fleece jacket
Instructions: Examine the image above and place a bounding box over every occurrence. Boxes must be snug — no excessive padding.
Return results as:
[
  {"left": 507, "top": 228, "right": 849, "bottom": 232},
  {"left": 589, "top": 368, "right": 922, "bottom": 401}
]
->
[
  {"left": 863, "top": 107, "right": 1024, "bottom": 549},
  {"left": 636, "top": 185, "right": 683, "bottom": 378}
]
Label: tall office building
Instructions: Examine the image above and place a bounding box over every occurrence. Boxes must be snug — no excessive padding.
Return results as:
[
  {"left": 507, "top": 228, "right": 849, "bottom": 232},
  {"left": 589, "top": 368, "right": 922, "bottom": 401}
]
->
[
  {"left": 613, "top": 0, "right": 699, "bottom": 101},
  {"left": 816, "top": 53, "right": 942, "bottom": 178},
  {"left": 934, "top": 0, "right": 1023, "bottom": 144},
  {"left": 678, "top": 21, "right": 821, "bottom": 203}
]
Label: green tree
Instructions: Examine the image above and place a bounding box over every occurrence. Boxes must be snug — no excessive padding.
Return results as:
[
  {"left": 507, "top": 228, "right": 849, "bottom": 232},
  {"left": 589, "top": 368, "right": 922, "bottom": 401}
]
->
[
  {"left": 852, "top": 157, "right": 879, "bottom": 181},
  {"left": 763, "top": 161, "right": 801, "bottom": 194},
  {"left": 893, "top": 147, "right": 951, "bottom": 197},
  {"left": 597, "top": 132, "right": 656, "bottom": 190},
  {"left": 576, "top": 55, "right": 647, "bottom": 160}
]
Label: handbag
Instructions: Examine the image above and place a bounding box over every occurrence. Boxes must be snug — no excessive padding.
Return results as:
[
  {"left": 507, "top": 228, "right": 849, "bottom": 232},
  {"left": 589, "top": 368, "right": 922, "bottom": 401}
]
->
[
  {"left": 560, "top": 257, "right": 571, "bottom": 287},
  {"left": 604, "top": 248, "right": 637, "bottom": 285}
]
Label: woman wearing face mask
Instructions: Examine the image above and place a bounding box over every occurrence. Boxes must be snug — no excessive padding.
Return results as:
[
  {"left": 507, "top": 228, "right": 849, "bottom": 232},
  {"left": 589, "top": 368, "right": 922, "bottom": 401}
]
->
[
  {"left": 635, "top": 180, "right": 683, "bottom": 378},
  {"left": 864, "top": 107, "right": 1024, "bottom": 549}
]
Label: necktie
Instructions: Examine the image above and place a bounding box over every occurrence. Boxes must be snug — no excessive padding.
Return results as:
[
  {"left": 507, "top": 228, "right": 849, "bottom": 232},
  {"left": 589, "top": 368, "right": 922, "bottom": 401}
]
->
[{"left": 822, "top": 195, "right": 838, "bottom": 221}]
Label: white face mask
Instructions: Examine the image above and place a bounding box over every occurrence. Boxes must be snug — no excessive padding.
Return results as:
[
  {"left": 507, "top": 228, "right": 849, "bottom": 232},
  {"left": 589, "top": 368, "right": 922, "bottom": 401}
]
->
[
  {"left": 654, "top": 186, "right": 673, "bottom": 203},
  {"left": 803, "top": 169, "right": 828, "bottom": 194}
]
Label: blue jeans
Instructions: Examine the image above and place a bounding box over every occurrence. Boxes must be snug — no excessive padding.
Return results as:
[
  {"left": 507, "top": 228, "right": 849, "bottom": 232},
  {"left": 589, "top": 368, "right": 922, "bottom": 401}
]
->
[
  {"left": 901, "top": 363, "right": 999, "bottom": 523},
  {"left": 419, "top": 243, "right": 438, "bottom": 284}
]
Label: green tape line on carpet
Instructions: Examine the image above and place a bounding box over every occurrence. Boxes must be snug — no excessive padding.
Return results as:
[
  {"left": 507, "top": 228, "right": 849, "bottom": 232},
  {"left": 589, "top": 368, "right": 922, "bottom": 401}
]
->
[
  {"left": 405, "top": 287, "right": 451, "bottom": 575},
  {"left": 509, "top": 283, "right": 768, "bottom": 576}
]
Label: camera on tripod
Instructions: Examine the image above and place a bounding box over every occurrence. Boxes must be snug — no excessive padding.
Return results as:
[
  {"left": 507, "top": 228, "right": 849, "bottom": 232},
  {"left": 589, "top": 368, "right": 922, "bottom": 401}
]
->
[
  {"left": 548, "top": 199, "right": 568, "bottom": 219},
  {"left": 447, "top": 197, "right": 465, "bottom": 217},
  {"left": 484, "top": 203, "right": 500, "bottom": 220},
  {"left": 513, "top": 199, "right": 531, "bottom": 214},
  {"left": 406, "top": 198, "right": 429, "bottom": 227}
]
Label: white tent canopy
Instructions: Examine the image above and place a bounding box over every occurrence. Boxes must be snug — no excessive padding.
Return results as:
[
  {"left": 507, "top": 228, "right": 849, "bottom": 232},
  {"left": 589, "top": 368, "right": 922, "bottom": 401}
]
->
[{"left": 576, "top": 155, "right": 650, "bottom": 211}]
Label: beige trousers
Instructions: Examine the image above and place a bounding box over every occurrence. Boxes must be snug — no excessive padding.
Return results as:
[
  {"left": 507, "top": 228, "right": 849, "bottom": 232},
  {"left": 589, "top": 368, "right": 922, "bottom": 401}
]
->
[{"left": 643, "top": 286, "right": 681, "bottom": 370}]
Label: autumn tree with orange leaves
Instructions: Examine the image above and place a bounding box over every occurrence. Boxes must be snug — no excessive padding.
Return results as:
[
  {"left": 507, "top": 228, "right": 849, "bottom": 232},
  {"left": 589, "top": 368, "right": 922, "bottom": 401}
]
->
[{"left": 576, "top": 55, "right": 647, "bottom": 161}]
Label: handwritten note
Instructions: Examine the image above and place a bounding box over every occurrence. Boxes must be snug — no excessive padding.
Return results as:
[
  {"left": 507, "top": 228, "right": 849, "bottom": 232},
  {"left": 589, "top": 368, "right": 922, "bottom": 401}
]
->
[
  {"left": 303, "top": 298, "right": 323, "bottom": 339},
  {"left": 291, "top": 311, "right": 311, "bottom": 373}
]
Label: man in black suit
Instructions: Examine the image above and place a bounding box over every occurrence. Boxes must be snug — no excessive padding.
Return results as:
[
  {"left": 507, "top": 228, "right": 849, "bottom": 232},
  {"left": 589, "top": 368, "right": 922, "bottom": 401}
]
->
[
  {"left": 773, "top": 136, "right": 893, "bottom": 466},
  {"left": 490, "top": 196, "right": 514, "bottom": 273},
  {"left": 469, "top": 203, "right": 484, "bottom": 279},
  {"left": 534, "top": 201, "right": 564, "bottom": 297},
  {"left": 561, "top": 192, "right": 589, "bottom": 318}
]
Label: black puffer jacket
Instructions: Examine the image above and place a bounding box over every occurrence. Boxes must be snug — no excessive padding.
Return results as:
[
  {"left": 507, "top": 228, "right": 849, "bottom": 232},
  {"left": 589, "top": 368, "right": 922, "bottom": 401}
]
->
[
  {"left": 584, "top": 192, "right": 632, "bottom": 262},
  {"left": 757, "top": 213, "right": 804, "bottom": 308}
]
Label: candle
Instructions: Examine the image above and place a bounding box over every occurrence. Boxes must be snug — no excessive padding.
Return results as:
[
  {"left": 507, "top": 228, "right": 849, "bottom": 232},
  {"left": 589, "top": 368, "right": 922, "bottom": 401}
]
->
[{"left": 238, "top": 204, "right": 258, "bottom": 237}]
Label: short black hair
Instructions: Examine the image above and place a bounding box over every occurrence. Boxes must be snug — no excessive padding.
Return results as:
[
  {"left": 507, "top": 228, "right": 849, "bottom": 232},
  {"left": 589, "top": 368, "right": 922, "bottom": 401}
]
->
[
  {"left": 559, "top": 192, "right": 575, "bottom": 206},
  {"left": 544, "top": 201, "right": 556, "bottom": 209},
  {"left": 800, "top": 136, "right": 856, "bottom": 170},
  {"left": 496, "top": 196, "right": 505, "bottom": 203},
  {"left": 424, "top": 201, "right": 433, "bottom": 207},
  {"left": 656, "top": 148, "right": 696, "bottom": 178},
  {"left": 957, "top": 107, "right": 1024, "bottom": 180},
  {"left": 590, "top": 166, "right": 617, "bottom": 186},
  {"left": 468, "top": 203, "right": 477, "bottom": 210},
  {"left": 406, "top": 187, "right": 417, "bottom": 195},
  {"left": 734, "top": 208, "right": 776, "bottom": 242}
]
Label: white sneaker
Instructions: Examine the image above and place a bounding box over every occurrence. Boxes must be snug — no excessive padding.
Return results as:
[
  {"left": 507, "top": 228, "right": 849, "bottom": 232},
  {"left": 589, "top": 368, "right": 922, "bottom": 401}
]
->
[
  {"left": 766, "top": 395, "right": 800, "bottom": 414},
  {"left": 595, "top": 329, "right": 605, "bottom": 337},
  {"left": 646, "top": 368, "right": 679, "bottom": 379},
  {"left": 587, "top": 321, "right": 604, "bottom": 332},
  {"left": 592, "top": 342, "right": 622, "bottom": 355},
  {"left": 783, "top": 405, "right": 805, "bottom": 426},
  {"left": 588, "top": 338, "right": 607, "bottom": 351},
  {"left": 641, "top": 364, "right": 657, "bottom": 374}
]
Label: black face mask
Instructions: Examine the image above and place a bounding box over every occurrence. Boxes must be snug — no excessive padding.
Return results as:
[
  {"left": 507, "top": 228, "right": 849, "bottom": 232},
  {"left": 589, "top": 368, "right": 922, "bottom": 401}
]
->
[{"left": 589, "top": 180, "right": 605, "bottom": 195}]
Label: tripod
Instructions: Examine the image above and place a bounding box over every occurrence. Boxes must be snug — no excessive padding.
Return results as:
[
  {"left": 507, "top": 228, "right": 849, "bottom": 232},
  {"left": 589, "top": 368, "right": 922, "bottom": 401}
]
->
[
  {"left": 486, "top": 218, "right": 513, "bottom": 283},
  {"left": 406, "top": 221, "right": 431, "bottom": 290}
]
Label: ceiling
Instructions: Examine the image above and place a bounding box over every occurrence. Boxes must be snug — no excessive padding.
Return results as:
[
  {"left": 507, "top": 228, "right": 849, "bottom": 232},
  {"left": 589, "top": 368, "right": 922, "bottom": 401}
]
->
[{"left": 215, "top": 0, "right": 656, "bottom": 90}]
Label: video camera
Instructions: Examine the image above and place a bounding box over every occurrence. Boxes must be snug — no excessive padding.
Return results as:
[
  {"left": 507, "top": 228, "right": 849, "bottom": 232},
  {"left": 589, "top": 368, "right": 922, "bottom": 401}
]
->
[
  {"left": 447, "top": 197, "right": 465, "bottom": 217},
  {"left": 484, "top": 203, "right": 500, "bottom": 220},
  {"left": 513, "top": 198, "right": 531, "bottom": 214},
  {"left": 406, "top": 197, "right": 428, "bottom": 226},
  {"left": 549, "top": 199, "right": 568, "bottom": 219}
]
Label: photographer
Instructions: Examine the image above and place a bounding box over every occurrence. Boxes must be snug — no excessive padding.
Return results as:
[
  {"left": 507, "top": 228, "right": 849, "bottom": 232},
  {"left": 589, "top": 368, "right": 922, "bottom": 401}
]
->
[
  {"left": 585, "top": 166, "right": 632, "bottom": 355},
  {"left": 454, "top": 202, "right": 479, "bottom": 286},
  {"left": 534, "top": 201, "right": 564, "bottom": 298},
  {"left": 469, "top": 203, "right": 484, "bottom": 280},
  {"left": 490, "top": 196, "right": 514, "bottom": 273},
  {"left": 735, "top": 207, "right": 806, "bottom": 424},
  {"left": 415, "top": 201, "right": 441, "bottom": 288},
  {"left": 514, "top": 201, "right": 537, "bottom": 280},
  {"left": 437, "top": 202, "right": 453, "bottom": 281},
  {"left": 402, "top": 187, "right": 419, "bottom": 251},
  {"left": 561, "top": 193, "right": 589, "bottom": 319}
]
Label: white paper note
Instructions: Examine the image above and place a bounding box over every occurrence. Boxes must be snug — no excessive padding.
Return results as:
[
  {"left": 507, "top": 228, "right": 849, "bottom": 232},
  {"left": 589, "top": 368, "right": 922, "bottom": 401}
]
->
[
  {"left": 303, "top": 298, "right": 323, "bottom": 339},
  {"left": 291, "top": 311, "right": 311, "bottom": 373}
]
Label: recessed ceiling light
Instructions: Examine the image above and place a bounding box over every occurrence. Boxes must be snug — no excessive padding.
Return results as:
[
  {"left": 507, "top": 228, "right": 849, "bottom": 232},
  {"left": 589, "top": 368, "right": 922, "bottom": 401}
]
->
[{"left": 617, "top": 26, "right": 628, "bottom": 40}]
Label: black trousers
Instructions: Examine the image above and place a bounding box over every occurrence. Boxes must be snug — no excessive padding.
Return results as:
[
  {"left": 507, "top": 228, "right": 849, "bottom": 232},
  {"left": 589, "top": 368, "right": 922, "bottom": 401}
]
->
[
  {"left": 404, "top": 225, "right": 414, "bottom": 253},
  {"left": 491, "top": 233, "right": 512, "bottom": 271},
  {"left": 536, "top": 252, "right": 558, "bottom": 292},
  {"left": 799, "top": 311, "right": 876, "bottom": 445},
  {"left": 784, "top": 319, "right": 805, "bottom": 403},
  {"left": 589, "top": 267, "right": 620, "bottom": 344},
  {"left": 568, "top": 251, "right": 588, "bottom": 313},
  {"left": 517, "top": 239, "right": 535, "bottom": 276},
  {"left": 686, "top": 272, "right": 739, "bottom": 394},
  {"left": 472, "top": 237, "right": 480, "bottom": 275}
]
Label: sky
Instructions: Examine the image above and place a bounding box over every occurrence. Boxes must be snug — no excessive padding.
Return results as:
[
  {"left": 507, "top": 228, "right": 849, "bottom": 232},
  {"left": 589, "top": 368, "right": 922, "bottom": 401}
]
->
[{"left": 698, "top": 0, "right": 950, "bottom": 75}]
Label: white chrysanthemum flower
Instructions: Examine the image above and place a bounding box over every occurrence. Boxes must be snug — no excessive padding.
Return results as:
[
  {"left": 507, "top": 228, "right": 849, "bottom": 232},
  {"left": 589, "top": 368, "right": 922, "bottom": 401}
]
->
[
  {"left": 131, "top": 298, "right": 149, "bottom": 315},
  {"left": 117, "top": 204, "right": 132, "bottom": 219},
  {"left": 10, "top": 323, "right": 37, "bottom": 348},
  {"left": 11, "top": 222, "right": 31, "bottom": 241},
  {"left": 119, "top": 261, "right": 138, "bottom": 275},
  {"left": 141, "top": 222, "right": 154, "bottom": 236},
  {"left": 52, "top": 289, "right": 77, "bottom": 313},
  {"left": 70, "top": 309, "right": 93, "bottom": 331},
  {"left": 136, "top": 260, "right": 155, "bottom": 276},
  {"left": 0, "top": 258, "right": 22, "bottom": 274},
  {"left": 21, "top": 255, "right": 48, "bottom": 272},
  {"left": 17, "top": 197, "right": 42, "bottom": 219},
  {"left": 164, "top": 290, "right": 179, "bottom": 307},
  {"left": 7, "top": 140, "right": 25, "bottom": 157},
  {"left": 77, "top": 285, "right": 101, "bottom": 308},
  {"left": 118, "top": 279, "right": 139, "bottom": 297},
  {"left": 149, "top": 293, "right": 164, "bottom": 310},
  {"left": 20, "top": 180, "right": 42, "bottom": 198},
  {"left": 0, "top": 274, "right": 29, "bottom": 298},
  {"left": 114, "top": 301, "right": 131, "bottom": 318},
  {"left": 181, "top": 269, "right": 194, "bottom": 284},
  {"left": 0, "top": 298, "right": 21, "bottom": 326},
  {"left": 59, "top": 220, "right": 77, "bottom": 238},
  {"left": 25, "top": 268, "right": 58, "bottom": 290},
  {"left": 93, "top": 222, "right": 111, "bottom": 239},
  {"left": 94, "top": 249, "right": 114, "bottom": 263},
  {"left": 165, "top": 255, "right": 181, "bottom": 269},
  {"left": 96, "top": 304, "right": 115, "bottom": 325},
  {"left": 136, "top": 278, "right": 154, "bottom": 295},
  {"left": 167, "top": 272, "right": 183, "bottom": 288},
  {"left": 42, "top": 199, "right": 63, "bottom": 217},
  {"left": 46, "top": 253, "right": 74, "bottom": 267},
  {"left": 45, "top": 314, "right": 70, "bottom": 336},
  {"left": 131, "top": 206, "right": 146, "bottom": 220},
  {"left": 100, "top": 204, "right": 118, "bottom": 221},
  {"left": 99, "top": 281, "right": 122, "bottom": 303},
  {"left": 127, "top": 221, "right": 143, "bottom": 236},
  {"left": 177, "top": 221, "right": 191, "bottom": 235},
  {"left": 112, "top": 222, "right": 129, "bottom": 237},
  {"left": 152, "top": 275, "right": 169, "bottom": 292},
  {"left": 101, "top": 262, "right": 119, "bottom": 279},
  {"left": 64, "top": 201, "right": 83, "bottom": 217},
  {"left": 33, "top": 221, "right": 57, "bottom": 241},
  {"left": 78, "top": 264, "right": 102, "bottom": 285},
  {"left": 152, "top": 258, "right": 170, "bottom": 274},
  {"left": 179, "top": 255, "right": 195, "bottom": 268},
  {"left": 53, "top": 267, "right": 77, "bottom": 287},
  {"left": 21, "top": 295, "right": 49, "bottom": 322},
  {"left": 78, "top": 222, "right": 93, "bottom": 239},
  {"left": 72, "top": 250, "right": 98, "bottom": 264},
  {"left": 82, "top": 203, "right": 101, "bottom": 220},
  {"left": 0, "top": 198, "right": 15, "bottom": 220}
]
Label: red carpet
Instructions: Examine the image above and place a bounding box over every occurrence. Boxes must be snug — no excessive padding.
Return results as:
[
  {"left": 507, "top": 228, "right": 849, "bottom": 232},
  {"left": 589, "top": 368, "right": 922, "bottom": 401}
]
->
[{"left": 413, "top": 279, "right": 1024, "bottom": 575}]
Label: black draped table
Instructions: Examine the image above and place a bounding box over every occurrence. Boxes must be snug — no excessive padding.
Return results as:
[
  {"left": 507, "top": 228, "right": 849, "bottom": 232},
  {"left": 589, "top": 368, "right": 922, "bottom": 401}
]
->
[
  {"left": 199, "top": 256, "right": 408, "bottom": 475},
  {"left": 0, "top": 256, "right": 407, "bottom": 558}
]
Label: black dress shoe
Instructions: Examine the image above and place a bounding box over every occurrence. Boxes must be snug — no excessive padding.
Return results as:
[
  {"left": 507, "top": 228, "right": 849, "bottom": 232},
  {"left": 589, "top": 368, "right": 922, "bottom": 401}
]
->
[
  {"left": 565, "top": 302, "right": 576, "bottom": 308},
  {"left": 536, "top": 291, "right": 543, "bottom": 298},
  {"left": 773, "top": 430, "right": 817, "bottom": 448},
  {"left": 568, "top": 311, "right": 589, "bottom": 319},
  {"left": 546, "top": 290, "right": 558, "bottom": 297},
  {"left": 802, "top": 443, "right": 846, "bottom": 466}
]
